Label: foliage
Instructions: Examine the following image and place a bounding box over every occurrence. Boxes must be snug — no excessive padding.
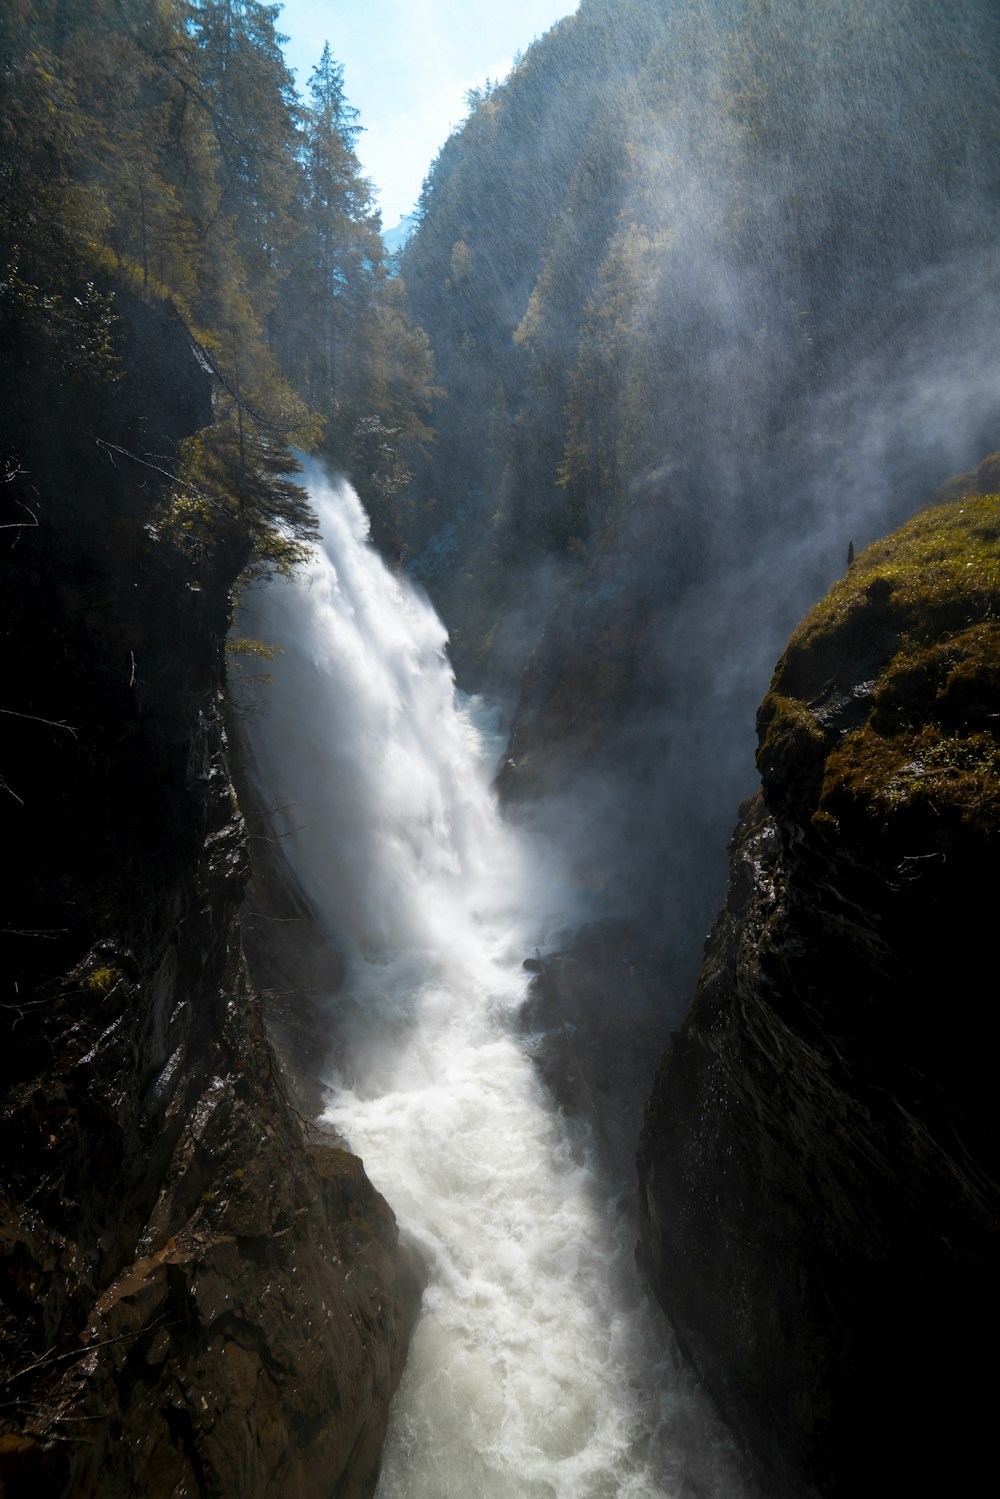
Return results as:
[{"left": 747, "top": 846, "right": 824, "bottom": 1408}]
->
[
  {"left": 226, "top": 633, "right": 282, "bottom": 686},
  {"left": 0, "top": 267, "right": 120, "bottom": 382},
  {"left": 83, "top": 965, "right": 118, "bottom": 995},
  {"left": 398, "top": 0, "right": 1000, "bottom": 684},
  {"left": 1, "top": 0, "right": 436, "bottom": 583},
  {"left": 166, "top": 419, "right": 318, "bottom": 577}
]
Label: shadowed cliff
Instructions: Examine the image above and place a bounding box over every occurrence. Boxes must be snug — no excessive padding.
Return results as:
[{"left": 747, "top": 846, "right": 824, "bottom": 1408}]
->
[
  {"left": 0, "top": 296, "right": 414, "bottom": 1498},
  {"left": 637, "top": 480, "right": 1000, "bottom": 1496}
]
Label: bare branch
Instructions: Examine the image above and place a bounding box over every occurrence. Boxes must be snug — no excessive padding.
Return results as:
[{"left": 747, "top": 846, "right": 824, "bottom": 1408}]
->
[
  {"left": 0, "top": 929, "right": 68, "bottom": 940},
  {"left": 1, "top": 773, "right": 25, "bottom": 805},
  {"left": 92, "top": 437, "right": 181, "bottom": 488},
  {"left": 0, "top": 708, "right": 78, "bottom": 737}
]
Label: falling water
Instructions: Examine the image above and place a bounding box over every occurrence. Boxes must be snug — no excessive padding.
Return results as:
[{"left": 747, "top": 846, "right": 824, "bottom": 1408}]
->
[{"left": 239, "top": 463, "right": 750, "bottom": 1499}]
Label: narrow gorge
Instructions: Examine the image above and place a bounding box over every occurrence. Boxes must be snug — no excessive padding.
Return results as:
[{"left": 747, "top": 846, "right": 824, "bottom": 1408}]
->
[
  {"left": 3, "top": 2, "right": 1000, "bottom": 1496},
  {"left": 236, "top": 466, "right": 750, "bottom": 1498}
]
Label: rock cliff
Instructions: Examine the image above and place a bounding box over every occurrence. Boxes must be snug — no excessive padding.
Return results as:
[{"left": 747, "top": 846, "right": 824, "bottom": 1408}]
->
[
  {"left": 637, "top": 483, "right": 1000, "bottom": 1495},
  {"left": 1, "top": 296, "right": 412, "bottom": 1496}
]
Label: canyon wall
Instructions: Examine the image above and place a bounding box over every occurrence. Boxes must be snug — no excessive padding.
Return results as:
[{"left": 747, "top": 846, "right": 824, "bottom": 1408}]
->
[
  {"left": 0, "top": 297, "right": 413, "bottom": 1497},
  {"left": 638, "top": 479, "right": 1000, "bottom": 1496}
]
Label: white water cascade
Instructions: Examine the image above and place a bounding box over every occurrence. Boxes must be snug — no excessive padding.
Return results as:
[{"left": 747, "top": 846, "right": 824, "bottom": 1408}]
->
[{"left": 238, "top": 464, "right": 749, "bottom": 1499}]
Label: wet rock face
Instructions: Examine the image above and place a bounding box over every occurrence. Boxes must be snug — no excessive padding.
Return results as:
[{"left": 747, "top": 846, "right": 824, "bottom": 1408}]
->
[
  {"left": 519, "top": 922, "right": 682, "bottom": 1192},
  {"left": 637, "top": 492, "right": 1000, "bottom": 1497},
  {"left": 1, "top": 303, "right": 412, "bottom": 1497},
  {"left": 2, "top": 890, "right": 412, "bottom": 1499}
]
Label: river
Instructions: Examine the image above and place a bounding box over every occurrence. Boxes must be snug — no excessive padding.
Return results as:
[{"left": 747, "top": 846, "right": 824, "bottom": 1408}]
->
[{"left": 239, "top": 462, "right": 751, "bottom": 1499}]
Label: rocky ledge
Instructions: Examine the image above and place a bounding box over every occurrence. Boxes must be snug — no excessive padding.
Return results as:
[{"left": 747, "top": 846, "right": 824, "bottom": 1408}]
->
[{"left": 638, "top": 484, "right": 1000, "bottom": 1496}]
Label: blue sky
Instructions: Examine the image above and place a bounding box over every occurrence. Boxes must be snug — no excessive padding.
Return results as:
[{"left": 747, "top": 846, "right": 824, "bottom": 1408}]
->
[{"left": 276, "top": 1, "right": 578, "bottom": 226}]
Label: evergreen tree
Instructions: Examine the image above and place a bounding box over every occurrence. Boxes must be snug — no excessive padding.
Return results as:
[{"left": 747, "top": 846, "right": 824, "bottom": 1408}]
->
[
  {"left": 1, "top": 2, "right": 437, "bottom": 577},
  {"left": 190, "top": 0, "right": 302, "bottom": 313},
  {"left": 275, "top": 40, "right": 379, "bottom": 410}
]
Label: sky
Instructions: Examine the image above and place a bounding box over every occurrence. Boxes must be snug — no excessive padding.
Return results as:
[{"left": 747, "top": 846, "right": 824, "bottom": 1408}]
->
[{"left": 275, "top": 0, "right": 578, "bottom": 227}]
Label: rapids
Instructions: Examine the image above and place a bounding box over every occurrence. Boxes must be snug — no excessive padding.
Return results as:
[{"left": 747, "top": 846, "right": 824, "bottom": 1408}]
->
[{"left": 238, "top": 463, "right": 750, "bottom": 1498}]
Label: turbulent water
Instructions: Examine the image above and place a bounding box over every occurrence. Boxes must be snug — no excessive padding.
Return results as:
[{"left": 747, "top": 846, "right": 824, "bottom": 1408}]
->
[{"left": 239, "top": 463, "right": 749, "bottom": 1499}]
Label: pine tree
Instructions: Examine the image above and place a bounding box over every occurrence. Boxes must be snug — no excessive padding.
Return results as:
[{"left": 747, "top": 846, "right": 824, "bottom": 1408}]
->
[
  {"left": 190, "top": 0, "right": 303, "bottom": 315},
  {"left": 274, "top": 41, "right": 380, "bottom": 409}
]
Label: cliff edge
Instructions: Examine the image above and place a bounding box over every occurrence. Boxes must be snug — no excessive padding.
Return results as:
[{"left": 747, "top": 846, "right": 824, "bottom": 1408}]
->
[
  {"left": 637, "top": 483, "right": 1000, "bottom": 1496},
  {"left": 1, "top": 295, "right": 412, "bottom": 1496}
]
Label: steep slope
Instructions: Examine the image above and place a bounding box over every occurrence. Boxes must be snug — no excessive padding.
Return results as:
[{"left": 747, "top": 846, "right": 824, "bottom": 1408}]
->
[
  {"left": 637, "top": 483, "right": 1000, "bottom": 1496},
  {"left": 0, "top": 298, "right": 413, "bottom": 1497},
  {"left": 401, "top": 0, "right": 1000, "bottom": 983}
]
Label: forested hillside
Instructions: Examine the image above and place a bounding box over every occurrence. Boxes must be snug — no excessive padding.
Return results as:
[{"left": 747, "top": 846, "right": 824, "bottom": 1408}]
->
[
  {"left": 1, "top": 0, "right": 434, "bottom": 562},
  {"left": 400, "top": 0, "right": 1000, "bottom": 968},
  {"left": 405, "top": 0, "right": 1000, "bottom": 618}
]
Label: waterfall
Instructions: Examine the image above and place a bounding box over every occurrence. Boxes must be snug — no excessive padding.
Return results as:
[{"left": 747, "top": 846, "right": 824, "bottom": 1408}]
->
[{"left": 238, "top": 462, "right": 749, "bottom": 1499}]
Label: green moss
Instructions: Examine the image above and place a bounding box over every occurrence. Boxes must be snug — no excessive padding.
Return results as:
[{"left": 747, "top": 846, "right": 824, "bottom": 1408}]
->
[
  {"left": 756, "top": 692, "right": 825, "bottom": 783},
  {"left": 315, "top": 1146, "right": 359, "bottom": 1182},
  {"left": 789, "top": 494, "right": 1000, "bottom": 667},
  {"left": 871, "top": 623, "right": 1000, "bottom": 735},
  {"left": 83, "top": 966, "right": 117, "bottom": 995},
  {"left": 759, "top": 494, "right": 1000, "bottom": 839},
  {"left": 758, "top": 692, "right": 823, "bottom": 751},
  {"left": 822, "top": 723, "right": 1000, "bottom": 835}
]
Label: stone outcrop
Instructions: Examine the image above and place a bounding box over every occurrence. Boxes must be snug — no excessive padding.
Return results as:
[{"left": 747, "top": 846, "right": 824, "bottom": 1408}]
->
[
  {"left": 1, "top": 295, "right": 413, "bottom": 1496},
  {"left": 520, "top": 923, "right": 681, "bottom": 1191},
  {"left": 637, "top": 488, "right": 1000, "bottom": 1496}
]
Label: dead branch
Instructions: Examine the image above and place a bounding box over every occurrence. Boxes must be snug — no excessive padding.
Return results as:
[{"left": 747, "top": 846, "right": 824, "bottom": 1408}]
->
[{"left": 0, "top": 708, "right": 78, "bottom": 736}]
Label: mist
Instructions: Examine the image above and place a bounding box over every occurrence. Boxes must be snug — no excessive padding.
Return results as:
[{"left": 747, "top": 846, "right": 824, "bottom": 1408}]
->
[
  {"left": 237, "top": 465, "right": 753, "bottom": 1498},
  {"left": 5, "top": 0, "right": 997, "bottom": 1492},
  {"left": 399, "top": 0, "right": 1000, "bottom": 1003}
]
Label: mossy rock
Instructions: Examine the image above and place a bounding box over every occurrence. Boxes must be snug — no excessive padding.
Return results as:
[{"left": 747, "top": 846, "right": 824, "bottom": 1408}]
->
[
  {"left": 934, "top": 448, "right": 1000, "bottom": 504},
  {"left": 756, "top": 692, "right": 826, "bottom": 814},
  {"left": 757, "top": 493, "right": 1000, "bottom": 842}
]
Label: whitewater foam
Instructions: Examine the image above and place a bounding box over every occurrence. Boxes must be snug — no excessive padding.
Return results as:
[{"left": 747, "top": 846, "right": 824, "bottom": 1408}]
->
[{"left": 238, "top": 463, "right": 749, "bottom": 1498}]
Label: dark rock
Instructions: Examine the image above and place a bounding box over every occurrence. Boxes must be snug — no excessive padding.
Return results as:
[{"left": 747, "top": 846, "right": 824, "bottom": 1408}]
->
[
  {"left": 1, "top": 297, "right": 412, "bottom": 1496},
  {"left": 231, "top": 741, "right": 347, "bottom": 1123},
  {"left": 638, "top": 493, "right": 1000, "bottom": 1497},
  {"left": 518, "top": 921, "right": 681, "bottom": 1191}
]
